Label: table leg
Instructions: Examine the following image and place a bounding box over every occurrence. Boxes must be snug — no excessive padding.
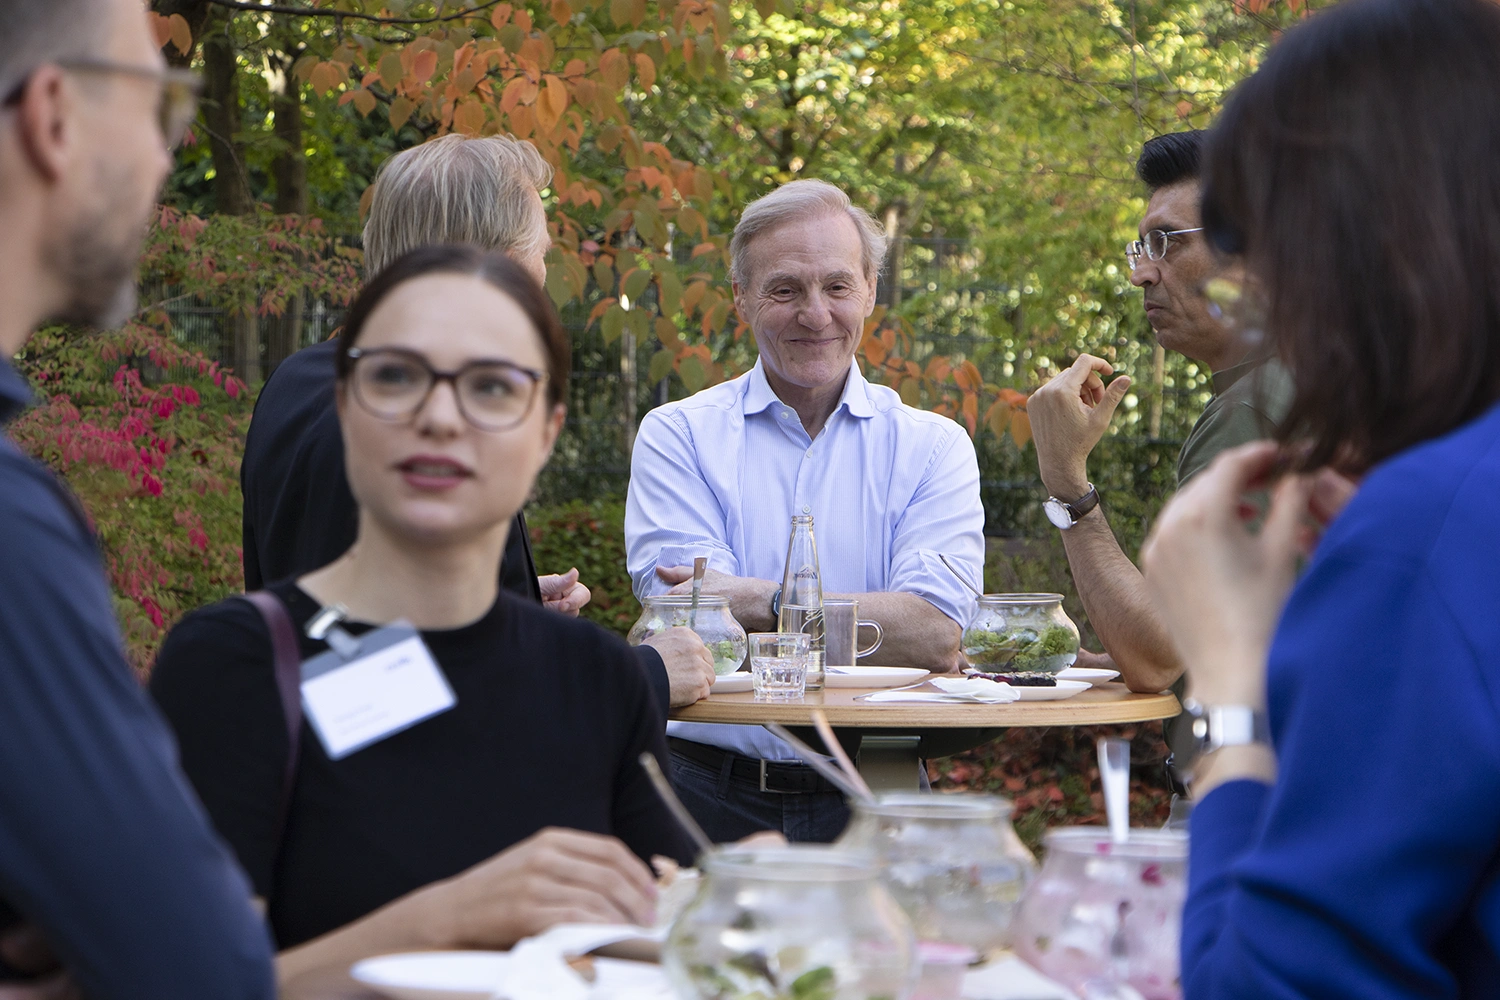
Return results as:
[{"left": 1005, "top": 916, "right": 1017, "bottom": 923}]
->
[{"left": 857, "top": 734, "right": 922, "bottom": 791}]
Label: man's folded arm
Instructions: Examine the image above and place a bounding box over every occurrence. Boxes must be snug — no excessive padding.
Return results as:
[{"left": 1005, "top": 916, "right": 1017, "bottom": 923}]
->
[{"left": 870, "top": 428, "right": 986, "bottom": 671}]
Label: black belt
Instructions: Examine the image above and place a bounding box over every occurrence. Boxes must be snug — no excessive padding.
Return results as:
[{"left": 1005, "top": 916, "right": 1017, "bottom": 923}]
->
[{"left": 668, "top": 737, "right": 842, "bottom": 794}]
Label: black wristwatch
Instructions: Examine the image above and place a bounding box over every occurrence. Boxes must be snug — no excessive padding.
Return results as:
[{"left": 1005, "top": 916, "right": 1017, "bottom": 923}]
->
[
  {"left": 1043, "top": 484, "right": 1100, "bottom": 530},
  {"left": 769, "top": 585, "right": 782, "bottom": 620}
]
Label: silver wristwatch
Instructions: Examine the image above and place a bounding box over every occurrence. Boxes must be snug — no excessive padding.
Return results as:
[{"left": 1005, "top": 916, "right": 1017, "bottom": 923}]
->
[
  {"left": 1043, "top": 484, "right": 1100, "bottom": 530},
  {"left": 1182, "top": 698, "right": 1271, "bottom": 755}
]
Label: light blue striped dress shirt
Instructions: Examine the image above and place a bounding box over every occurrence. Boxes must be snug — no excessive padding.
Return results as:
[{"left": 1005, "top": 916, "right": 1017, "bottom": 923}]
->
[{"left": 625, "top": 359, "right": 985, "bottom": 760}]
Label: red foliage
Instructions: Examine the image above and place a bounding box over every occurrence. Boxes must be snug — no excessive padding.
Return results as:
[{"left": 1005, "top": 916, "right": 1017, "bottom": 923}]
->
[{"left": 929, "top": 722, "right": 1175, "bottom": 853}]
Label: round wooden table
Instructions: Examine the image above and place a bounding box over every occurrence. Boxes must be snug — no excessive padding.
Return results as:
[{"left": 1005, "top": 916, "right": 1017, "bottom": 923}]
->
[{"left": 670, "top": 681, "right": 1180, "bottom": 790}]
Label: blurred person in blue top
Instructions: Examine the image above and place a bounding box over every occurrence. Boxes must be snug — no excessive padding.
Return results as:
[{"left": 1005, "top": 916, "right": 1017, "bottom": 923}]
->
[
  {"left": 625, "top": 179, "right": 984, "bottom": 842},
  {"left": 0, "top": 0, "right": 275, "bottom": 998},
  {"left": 1138, "top": 0, "right": 1500, "bottom": 995}
]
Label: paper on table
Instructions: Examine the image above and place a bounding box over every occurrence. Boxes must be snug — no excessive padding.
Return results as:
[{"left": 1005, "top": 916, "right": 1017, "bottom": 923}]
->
[
  {"left": 862, "top": 677, "right": 1020, "bottom": 704},
  {"left": 961, "top": 955, "right": 1074, "bottom": 1000}
]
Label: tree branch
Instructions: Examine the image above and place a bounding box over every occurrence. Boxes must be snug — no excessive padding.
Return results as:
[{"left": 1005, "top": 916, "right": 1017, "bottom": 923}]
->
[{"left": 201, "top": 0, "right": 505, "bottom": 26}]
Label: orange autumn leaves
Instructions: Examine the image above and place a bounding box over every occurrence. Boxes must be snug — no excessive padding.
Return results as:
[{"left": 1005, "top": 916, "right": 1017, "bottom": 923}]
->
[{"left": 858, "top": 310, "right": 1032, "bottom": 448}]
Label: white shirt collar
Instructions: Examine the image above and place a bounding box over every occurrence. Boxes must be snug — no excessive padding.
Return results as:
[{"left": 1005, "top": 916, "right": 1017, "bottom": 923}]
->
[{"left": 743, "top": 358, "right": 876, "bottom": 420}]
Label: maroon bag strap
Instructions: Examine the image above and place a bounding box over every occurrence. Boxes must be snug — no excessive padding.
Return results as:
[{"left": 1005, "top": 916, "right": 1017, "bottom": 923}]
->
[{"left": 239, "top": 591, "right": 303, "bottom": 847}]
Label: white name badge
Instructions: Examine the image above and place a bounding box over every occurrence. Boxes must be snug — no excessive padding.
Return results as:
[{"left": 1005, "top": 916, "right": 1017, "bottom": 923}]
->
[{"left": 300, "top": 624, "right": 456, "bottom": 760}]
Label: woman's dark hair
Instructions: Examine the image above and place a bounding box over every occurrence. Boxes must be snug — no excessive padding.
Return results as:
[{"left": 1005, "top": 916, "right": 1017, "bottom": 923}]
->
[
  {"left": 1135, "top": 131, "right": 1206, "bottom": 192},
  {"left": 1202, "top": 0, "right": 1500, "bottom": 472},
  {"left": 335, "top": 243, "right": 570, "bottom": 408}
]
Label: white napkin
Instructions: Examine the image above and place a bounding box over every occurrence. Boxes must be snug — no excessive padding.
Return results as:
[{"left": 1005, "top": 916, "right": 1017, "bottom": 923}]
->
[
  {"left": 490, "top": 924, "right": 666, "bottom": 1000},
  {"left": 862, "top": 677, "right": 1019, "bottom": 704}
]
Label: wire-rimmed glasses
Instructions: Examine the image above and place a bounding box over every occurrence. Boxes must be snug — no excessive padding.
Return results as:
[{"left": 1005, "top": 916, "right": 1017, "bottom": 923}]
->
[
  {"left": 345, "top": 346, "right": 547, "bottom": 432},
  {"left": 2, "top": 59, "right": 201, "bottom": 150},
  {"left": 1125, "top": 227, "right": 1204, "bottom": 271}
]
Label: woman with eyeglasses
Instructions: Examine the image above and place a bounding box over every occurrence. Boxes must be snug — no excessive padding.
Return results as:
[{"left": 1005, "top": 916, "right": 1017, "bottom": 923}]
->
[{"left": 149, "top": 245, "right": 696, "bottom": 983}]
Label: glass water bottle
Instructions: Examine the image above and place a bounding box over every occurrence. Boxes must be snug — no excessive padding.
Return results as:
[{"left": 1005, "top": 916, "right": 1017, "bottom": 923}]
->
[{"left": 777, "top": 513, "right": 826, "bottom": 689}]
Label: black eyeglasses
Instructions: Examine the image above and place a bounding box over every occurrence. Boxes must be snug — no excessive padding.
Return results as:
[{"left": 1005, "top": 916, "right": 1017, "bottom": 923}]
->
[
  {"left": 346, "top": 347, "right": 548, "bottom": 432},
  {"left": 1125, "top": 227, "right": 1204, "bottom": 270},
  {"left": 3, "top": 59, "right": 201, "bottom": 150}
]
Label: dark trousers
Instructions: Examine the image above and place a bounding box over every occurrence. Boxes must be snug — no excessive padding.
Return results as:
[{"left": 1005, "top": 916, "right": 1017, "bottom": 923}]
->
[{"left": 669, "top": 749, "right": 853, "bottom": 843}]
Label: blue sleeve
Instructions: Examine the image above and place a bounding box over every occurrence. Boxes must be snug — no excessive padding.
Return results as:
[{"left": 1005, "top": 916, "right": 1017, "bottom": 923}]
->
[
  {"left": 1183, "top": 547, "right": 1500, "bottom": 998},
  {"left": 884, "top": 425, "right": 985, "bottom": 626},
  {"left": 624, "top": 408, "right": 744, "bottom": 599},
  {"left": 0, "top": 455, "right": 276, "bottom": 1000}
]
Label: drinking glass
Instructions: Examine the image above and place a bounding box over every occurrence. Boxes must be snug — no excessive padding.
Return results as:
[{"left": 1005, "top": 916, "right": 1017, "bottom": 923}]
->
[
  {"left": 664, "top": 845, "right": 918, "bottom": 1000},
  {"left": 1012, "top": 827, "right": 1188, "bottom": 1000},
  {"left": 823, "top": 598, "right": 884, "bottom": 668},
  {"left": 749, "top": 632, "right": 810, "bottom": 701}
]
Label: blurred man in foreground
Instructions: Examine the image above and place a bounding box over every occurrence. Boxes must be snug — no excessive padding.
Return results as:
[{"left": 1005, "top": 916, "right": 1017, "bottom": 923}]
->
[{"left": 0, "top": 1, "right": 276, "bottom": 997}]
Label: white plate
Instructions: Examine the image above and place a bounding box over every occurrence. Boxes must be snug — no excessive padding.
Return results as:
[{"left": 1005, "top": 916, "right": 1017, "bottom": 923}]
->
[
  {"left": 350, "top": 951, "right": 664, "bottom": 1000},
  {"left": 824, "top": 665, "right": 931, "bottom": 688},
  {"left": 711, "top": 672, "right": 752, "bottom": 693},
  {"left": 1012, "top": 678, "right": 1092, "bottom": 701},
  {"left": 1056, "top": 666, "right": 1121, "bottom": 687},
  {"left": 351, "top": 952, "right": 507, "bottom": 1000}
]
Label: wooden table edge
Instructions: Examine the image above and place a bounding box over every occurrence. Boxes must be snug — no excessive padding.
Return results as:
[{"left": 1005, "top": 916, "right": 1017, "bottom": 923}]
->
[{"left": 669, "top": 685, "right": 1181, "bottom": 728}]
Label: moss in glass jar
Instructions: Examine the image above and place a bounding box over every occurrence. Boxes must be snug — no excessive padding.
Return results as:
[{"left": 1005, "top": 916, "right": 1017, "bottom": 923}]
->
[
  {"left": 961, "top": 627, "right": 1032, "bottom": 666},
  {"left": 709, "top": 639, "right": 743, "bottom": 675},
  {"left": 964, "top": 624, "right": 1076, "bottom": 671}
]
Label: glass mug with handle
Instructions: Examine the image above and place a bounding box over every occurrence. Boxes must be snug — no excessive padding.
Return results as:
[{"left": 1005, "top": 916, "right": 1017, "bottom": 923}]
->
[{"left": 822, "top": 598, "right": 883, "bottom": 669}]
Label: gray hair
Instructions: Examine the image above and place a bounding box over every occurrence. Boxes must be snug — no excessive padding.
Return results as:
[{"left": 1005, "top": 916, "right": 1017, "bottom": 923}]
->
[
  {"left": 0, "top": 0, "right": 108, "bottom": 97},
  {"left": 362, "top": 134, "right": 554, "bottom": 276},
  {"left": 729, "top": 179, "right": 888, "bottom": 288}
]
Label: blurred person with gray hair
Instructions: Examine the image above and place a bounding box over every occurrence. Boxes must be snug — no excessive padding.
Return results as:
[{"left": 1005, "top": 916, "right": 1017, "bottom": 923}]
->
[
  {"left": 0, "top": 0, "right": 277, "bottom": 997},
  {"left": 240, "top": 133, "right": 715, "bottom": 713},
  {"left": 625, "top": 179, "right": 984, "bottom": 841}
]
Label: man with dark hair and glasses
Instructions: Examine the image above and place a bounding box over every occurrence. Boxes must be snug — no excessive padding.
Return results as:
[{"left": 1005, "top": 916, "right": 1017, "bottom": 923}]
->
[
  {"left": 1026, "top": 130, "right": 1293, "bottom": 698},
  {"left": 0, "top": 1, "right": 275, "bottom": 998}
]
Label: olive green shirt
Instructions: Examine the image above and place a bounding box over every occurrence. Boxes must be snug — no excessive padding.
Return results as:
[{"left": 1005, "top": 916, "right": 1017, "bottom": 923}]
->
[{"left": 1176, "top": 357, "right": 1295, "bottom": 487}]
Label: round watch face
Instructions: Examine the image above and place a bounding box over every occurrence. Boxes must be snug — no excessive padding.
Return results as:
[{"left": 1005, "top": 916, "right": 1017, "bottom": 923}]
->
[{"left": 1043, "top": 498, "right": 1074, "bottom": 529}]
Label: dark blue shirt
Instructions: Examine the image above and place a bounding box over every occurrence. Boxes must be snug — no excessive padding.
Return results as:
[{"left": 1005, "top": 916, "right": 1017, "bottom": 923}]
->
[
  {"left": 0, "top": 360, "right": 275, "bottom": 1000},
  {"left": 1184, "top": 401, "right": 1500, "bottom": 997}
]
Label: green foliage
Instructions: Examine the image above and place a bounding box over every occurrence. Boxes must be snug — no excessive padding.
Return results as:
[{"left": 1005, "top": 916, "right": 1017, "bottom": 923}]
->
[{"left": 525, "top": 499, "right": 641, "bottom": 636}]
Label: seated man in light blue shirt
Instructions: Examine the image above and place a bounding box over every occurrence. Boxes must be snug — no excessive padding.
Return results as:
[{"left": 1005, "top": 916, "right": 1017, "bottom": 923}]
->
[{"left": 625, "top": 179, "right": 985, "bottom": 842}]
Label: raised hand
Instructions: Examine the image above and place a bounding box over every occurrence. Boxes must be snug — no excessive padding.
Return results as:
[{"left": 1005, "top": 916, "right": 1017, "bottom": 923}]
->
[
  {"left": 538, "top": 568, "right": 591, "bottom": 616},
  {"left": 1027, "top": 353, "right": 1132, "bottom": 498},
  {"left": 1140, "top": 441, "right": 1311, "bottom": 710}
]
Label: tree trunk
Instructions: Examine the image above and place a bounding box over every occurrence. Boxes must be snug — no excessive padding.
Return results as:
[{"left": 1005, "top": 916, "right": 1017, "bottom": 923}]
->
[
  {"left": 201, "top": 11, "right": 260, "bottom": 381},
  {"left": 266, "top": 53, "right": 308, "bottom": 373}
]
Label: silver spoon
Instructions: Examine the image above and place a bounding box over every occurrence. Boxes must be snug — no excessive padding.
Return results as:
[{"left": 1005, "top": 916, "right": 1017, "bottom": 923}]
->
[
  {"left": 1096, "top": 736, "right": 1131, "bottom": 844},
  {"left": 639, "top": 752, "right": 713, "bottom": 854},
  {"left": 689, "top": 556, "right": 707, "bottom": 630},
  {"left": 938, "top": 554, "right": 983, "bottom": 599}
]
